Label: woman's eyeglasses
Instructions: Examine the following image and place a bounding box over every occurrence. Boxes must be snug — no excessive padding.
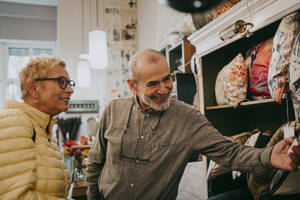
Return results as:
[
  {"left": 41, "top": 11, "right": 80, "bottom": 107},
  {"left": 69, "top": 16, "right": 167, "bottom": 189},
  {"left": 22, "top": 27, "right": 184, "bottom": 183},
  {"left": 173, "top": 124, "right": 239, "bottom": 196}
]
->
[{"left": 34, "top": 76, "right": 75, "bottom": 89}]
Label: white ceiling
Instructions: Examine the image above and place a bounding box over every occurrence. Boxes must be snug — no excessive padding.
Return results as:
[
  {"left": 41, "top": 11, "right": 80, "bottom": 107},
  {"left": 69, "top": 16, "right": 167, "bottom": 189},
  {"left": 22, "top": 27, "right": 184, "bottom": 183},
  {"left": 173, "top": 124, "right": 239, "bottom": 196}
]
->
[{"left": 0, "top": 0, "right": 57, "bottom": 6}]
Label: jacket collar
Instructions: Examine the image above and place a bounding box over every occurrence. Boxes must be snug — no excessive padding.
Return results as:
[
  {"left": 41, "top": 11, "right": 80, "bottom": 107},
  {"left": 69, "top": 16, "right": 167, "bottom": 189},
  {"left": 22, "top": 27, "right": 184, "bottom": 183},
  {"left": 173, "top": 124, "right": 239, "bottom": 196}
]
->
[{"left": 4, "top": 100, "right": 57, "bottom": 132}]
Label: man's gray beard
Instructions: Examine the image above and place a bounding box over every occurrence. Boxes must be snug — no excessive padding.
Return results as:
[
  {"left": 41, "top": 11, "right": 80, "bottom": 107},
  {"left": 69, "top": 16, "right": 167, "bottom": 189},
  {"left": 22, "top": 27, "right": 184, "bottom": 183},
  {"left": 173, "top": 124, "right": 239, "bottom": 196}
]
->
[{"left": 138, "top": 91, "right": 171, "bottom": 111}]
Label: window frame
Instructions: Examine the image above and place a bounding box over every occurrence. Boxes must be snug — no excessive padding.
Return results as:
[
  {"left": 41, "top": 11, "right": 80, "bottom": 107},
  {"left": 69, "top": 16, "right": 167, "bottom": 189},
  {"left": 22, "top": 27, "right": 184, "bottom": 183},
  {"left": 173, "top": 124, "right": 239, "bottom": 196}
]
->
[{"left": 0, "top": 39, "right": 56, "bottom": 108}]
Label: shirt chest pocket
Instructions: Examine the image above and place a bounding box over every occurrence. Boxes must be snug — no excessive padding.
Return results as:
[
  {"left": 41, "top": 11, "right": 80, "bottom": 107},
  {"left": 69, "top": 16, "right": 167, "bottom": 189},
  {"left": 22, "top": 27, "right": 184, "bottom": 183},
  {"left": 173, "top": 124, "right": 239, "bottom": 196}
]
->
[{"left": 151, "top": 133, "right": 186, "bottom": 161}]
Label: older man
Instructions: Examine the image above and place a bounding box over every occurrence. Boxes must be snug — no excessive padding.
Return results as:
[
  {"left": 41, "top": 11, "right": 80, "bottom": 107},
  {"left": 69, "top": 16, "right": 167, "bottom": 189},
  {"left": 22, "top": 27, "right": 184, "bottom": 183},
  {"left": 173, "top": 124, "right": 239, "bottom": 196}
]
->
[{"left": 86, "top": 49, "right": 300, "bottom": 200}]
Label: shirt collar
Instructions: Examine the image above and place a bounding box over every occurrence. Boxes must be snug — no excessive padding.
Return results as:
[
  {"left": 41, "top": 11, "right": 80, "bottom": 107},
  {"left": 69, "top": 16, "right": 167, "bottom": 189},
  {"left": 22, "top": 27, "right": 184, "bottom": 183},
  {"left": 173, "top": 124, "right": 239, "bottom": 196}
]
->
[{"left": 5, "top": 100, "right": 57, "bottom": 133}]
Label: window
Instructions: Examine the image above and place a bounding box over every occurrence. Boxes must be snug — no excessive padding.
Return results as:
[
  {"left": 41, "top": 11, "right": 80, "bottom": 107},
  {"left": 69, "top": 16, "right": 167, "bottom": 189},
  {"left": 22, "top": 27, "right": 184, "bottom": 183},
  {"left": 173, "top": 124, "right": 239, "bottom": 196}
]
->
[
  {"left": 7, "top": 48, "right": 30, "bottom": 102},
  {"left": 0, "top": 40, "right": 56, "bottom": 108}
]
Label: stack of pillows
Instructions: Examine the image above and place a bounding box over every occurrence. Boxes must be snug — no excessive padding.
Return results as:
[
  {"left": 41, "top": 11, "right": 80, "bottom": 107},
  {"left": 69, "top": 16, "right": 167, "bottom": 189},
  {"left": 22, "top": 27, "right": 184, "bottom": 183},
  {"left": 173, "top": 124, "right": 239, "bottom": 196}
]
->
[{"left": 215, "top": 11, "right": 300, "bottom": 106}]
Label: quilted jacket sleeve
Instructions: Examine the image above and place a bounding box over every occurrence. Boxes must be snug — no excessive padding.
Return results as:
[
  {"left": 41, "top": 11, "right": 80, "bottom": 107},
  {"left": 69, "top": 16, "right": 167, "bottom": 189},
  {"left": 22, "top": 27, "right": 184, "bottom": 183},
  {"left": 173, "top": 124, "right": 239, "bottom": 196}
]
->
[{"left": 0, "top": 109, "right": 65, "bottom": 200}]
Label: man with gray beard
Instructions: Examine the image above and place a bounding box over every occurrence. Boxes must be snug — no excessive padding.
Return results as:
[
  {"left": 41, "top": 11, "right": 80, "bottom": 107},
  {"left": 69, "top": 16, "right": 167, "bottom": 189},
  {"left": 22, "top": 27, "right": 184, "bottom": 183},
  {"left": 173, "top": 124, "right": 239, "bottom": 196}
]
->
[{"left": 86, "top": 49, "right": 300, "bottom": 200}]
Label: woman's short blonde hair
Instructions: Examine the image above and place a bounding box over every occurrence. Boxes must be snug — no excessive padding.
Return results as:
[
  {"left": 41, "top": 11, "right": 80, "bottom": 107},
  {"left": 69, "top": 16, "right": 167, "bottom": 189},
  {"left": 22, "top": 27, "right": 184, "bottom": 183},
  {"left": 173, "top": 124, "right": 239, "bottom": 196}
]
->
[{"left": 19, "top": 56, "right": 66, "bottom": 100}]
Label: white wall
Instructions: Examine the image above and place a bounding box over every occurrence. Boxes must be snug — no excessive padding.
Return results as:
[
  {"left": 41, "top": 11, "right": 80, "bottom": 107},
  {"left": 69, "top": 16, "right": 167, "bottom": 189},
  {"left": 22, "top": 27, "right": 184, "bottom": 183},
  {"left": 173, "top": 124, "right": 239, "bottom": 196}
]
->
[
  {"left": 0, "top": 0, "right": 57, "bottom": 6},
  {"left": 0, "top": 2, "right": 57, "bottom": 41},
  {"left": 57, "top": 0, "right": 83, "bottom": 81},
  {"left": 57, "top": 0, "right": 106, "bottom": 113},
  {"left": 137, "top": 0, "right": 194, "bottom": 51},
  {"left": 157, "top": 4, "right": 194, "bottom": 49},
  {"left": 137, "top": 0, "right": 159, "bottom": 51}
]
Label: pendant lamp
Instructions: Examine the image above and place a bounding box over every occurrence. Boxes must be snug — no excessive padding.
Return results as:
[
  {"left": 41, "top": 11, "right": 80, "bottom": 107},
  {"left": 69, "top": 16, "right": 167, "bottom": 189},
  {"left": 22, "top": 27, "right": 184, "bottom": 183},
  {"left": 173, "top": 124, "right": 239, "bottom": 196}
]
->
[
  {"left": 88, "top": 30, "right": 108, "bottom": 69},
  {"left": 78, "top": 0, "right": 108, "bottom": 69}
]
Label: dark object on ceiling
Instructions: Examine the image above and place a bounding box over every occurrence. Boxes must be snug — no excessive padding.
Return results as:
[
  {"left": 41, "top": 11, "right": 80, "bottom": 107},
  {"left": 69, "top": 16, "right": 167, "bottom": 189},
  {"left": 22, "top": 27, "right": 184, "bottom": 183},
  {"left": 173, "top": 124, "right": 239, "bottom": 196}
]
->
[{"left": 162, "top": 0, "right": 224, "bottom": 13}]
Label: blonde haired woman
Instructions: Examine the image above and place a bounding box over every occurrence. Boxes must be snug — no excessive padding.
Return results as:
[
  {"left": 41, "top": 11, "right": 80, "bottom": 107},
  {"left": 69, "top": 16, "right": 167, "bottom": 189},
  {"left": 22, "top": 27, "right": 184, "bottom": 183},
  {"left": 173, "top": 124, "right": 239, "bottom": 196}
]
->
[{"left": 0, "top": 57, "right": 75, "bottom": 199}]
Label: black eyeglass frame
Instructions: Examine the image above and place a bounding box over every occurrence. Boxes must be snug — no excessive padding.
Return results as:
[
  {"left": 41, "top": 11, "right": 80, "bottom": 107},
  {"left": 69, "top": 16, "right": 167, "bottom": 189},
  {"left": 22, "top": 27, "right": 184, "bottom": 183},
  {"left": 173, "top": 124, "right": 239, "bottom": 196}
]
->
[{"left": 34, "top": 76, "right": 75, "bottom": 89}]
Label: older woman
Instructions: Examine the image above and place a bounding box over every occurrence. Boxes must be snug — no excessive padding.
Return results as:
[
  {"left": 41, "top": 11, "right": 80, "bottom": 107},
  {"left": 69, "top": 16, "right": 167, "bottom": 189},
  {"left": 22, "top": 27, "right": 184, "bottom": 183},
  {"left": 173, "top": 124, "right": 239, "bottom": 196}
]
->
[{"left": 0, "top": 57, "right": 75, "bottom": 199}]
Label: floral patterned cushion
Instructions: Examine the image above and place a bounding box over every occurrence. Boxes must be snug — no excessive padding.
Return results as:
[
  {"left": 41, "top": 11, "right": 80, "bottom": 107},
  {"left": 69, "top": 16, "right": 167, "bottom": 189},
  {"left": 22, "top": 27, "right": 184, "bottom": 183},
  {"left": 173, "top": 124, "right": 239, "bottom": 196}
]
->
[
  {"left": 289, "top": 32, "right": 300, "bottom": 121},
  {"left": 215, "top": 53, "right": 247, "bottom": 107},
  {"left": 268, "top": 11, "right": 300, "bottom": 104}
]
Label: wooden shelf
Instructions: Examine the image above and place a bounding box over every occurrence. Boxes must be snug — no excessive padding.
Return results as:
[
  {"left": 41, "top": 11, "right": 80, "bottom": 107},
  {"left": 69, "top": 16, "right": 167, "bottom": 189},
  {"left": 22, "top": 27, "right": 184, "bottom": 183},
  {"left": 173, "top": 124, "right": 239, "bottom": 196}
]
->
[{"left": 206, "top": 99, "right": 276, "bottom": 110}]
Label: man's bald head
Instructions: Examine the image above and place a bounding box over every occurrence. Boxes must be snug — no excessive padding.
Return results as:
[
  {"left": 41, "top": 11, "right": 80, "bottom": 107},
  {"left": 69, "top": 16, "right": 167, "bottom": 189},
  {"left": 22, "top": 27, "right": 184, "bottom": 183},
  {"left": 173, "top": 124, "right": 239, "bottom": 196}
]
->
[{"left": 129, "top": 49, "right": 166, "bottom": 80}]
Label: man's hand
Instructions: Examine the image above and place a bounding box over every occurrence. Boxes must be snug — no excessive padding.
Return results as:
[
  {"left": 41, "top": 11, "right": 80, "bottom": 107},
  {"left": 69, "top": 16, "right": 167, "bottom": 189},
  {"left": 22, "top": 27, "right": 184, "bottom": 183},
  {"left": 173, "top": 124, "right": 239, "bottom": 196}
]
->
[{"left": 270, "top": 136, "right": 300, "bottom": 171}]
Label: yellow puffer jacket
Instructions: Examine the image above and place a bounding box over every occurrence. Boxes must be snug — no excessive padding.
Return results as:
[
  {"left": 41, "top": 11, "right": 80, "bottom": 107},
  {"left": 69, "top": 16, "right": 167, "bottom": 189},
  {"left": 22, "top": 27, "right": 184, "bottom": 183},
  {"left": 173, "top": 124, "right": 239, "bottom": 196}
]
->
[{"left": 0, "top": 100, "right": 70, "bottom": 200}]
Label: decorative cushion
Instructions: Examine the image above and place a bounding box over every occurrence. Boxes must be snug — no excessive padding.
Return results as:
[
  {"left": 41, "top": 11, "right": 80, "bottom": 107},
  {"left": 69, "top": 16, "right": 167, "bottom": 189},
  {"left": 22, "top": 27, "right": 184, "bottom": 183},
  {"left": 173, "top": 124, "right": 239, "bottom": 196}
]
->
[
  {"left": 268, "top": 11, "right": 300, "bottom": 104},
  {"left": 215, "top": 53, "right": 247, "bottom": 107},
  {"left": 192, "top": 0, "right": 241, "bottom": 30},
  {"left": 289, "top": 32, "right": 300, "bottom": 121},
  {"left": 247, "top": 38, "right": 273, "bottom": 99},
  {"left": 245, "top": 43, "right": 260, "bottom": 73}
]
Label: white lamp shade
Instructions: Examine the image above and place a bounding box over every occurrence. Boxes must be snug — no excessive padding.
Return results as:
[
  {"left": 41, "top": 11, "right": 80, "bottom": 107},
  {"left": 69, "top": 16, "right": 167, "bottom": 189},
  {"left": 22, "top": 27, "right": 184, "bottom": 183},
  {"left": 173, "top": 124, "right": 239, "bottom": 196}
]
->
[
  {"left": 79, "top": 53, "right": 89, "bottom": 60},
  {"left": 89, "top": 30, "right": 108, "bottom": 69},
  {"left": 77, "top": 60, "right": 91, "bottom": 87}
]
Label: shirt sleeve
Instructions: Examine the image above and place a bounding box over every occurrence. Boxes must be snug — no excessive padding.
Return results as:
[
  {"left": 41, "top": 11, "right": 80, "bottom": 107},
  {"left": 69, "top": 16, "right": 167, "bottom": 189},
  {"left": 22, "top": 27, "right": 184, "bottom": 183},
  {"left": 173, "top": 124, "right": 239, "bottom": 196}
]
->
[
  {"left": 187, "top": 110, "right": 273, "bottom": 174},
  {"left": 86, "top": 106, "right": 109, "bottom": 200}
]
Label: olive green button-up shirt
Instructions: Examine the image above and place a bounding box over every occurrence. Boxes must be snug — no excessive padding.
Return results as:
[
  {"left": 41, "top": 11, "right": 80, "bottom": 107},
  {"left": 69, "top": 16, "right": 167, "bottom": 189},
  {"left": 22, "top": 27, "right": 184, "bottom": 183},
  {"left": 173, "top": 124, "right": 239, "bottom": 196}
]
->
[{"left": 86, "top": 96, "right": 273, "bottom": 200}]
